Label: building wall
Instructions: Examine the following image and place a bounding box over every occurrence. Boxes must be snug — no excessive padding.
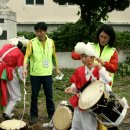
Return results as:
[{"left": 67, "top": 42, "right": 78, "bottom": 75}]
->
[
  {"left": 8, "top": 0, "right": 130, "bottom": 24},
  {"left": 108, "top": 8, "right": 130, "bottom": 23},
  {"left": 106, "top": 8, "right": 130, "bottom": 31},
  {"left": 17, "top": 22, "right": 130, "bottom": 33},
  {"left": 17, "top": 23, "right": 64, "bottom": 32},
  {"left": 56, "top": 51, "right": 129, "bottom": 68},
  {"left": 7, "top": 0, "right": 130, "bottom": 32},
  {"left": 7, "top": 0, "right": 79, "bottom": 23}
]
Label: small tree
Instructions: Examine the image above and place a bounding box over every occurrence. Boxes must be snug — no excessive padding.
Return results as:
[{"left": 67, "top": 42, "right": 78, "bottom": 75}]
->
[{"left": 53, "top": 0, "right": 130, "bottom": 40}]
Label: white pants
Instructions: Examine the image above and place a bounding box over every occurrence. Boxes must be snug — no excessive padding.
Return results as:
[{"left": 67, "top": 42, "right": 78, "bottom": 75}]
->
[
  {"left": 4, "top": 69, "right": 21, "bottom": 117},
  {"left": 71, "top": 107, "right": 97, "bottom": 130}
]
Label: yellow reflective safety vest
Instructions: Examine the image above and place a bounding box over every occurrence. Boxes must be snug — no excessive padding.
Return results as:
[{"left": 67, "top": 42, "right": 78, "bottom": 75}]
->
[
  {"left": 94, "top": 43, "right": 116, "bottom": 84},
  {"left": 30, "top": 37, "right": 53, "bottom": 76}
]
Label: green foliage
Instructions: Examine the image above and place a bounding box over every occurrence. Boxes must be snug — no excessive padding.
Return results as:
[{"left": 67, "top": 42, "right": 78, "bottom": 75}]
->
[
  {"left": 49, "top": 20, "right": 102, "bottom": 51},
  {"left": 17, "top": 25, "right": 130, "bottom": 52},
  {"left": 53, "top": 0, "right": 130, "bottom": 37},
  {"left": 117, "top": 56, "right": 130, "bottom": 76},
  {"left": 115, "top": 31, "right": 130, "bottom": 49},
  {"left": 1, "top": 68, "right": 130, "bottom": 126},
  {"left": 23, "top": 68, "right": 130, "bottom": 106},
  {"left": 17, "top": 31, "right": 35, "bottom": 40},
  {"left": 53, "top": 68, "right": 74, "bottom": 101},
  {"left": 49, "top": 22, "right": 130, "bottom": 51}
]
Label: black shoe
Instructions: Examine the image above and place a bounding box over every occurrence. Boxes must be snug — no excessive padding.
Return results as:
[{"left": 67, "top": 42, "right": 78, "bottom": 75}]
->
[
  {"left": 29, "top": 116, "right": 38, "bottom": 125},
  {"left": 2, "top": 113, "right": 11, "bottom": 120}
]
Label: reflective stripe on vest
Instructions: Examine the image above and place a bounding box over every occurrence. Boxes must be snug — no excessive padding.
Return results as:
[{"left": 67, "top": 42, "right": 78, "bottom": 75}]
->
[{"left": 30, "top": 37, "right": 53, "bottom": 76}]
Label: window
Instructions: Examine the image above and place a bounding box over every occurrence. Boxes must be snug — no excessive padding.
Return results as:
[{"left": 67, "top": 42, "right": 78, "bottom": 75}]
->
[
  {"left": 26, "top": 0, "right": 44, "bottom": 5},
  {"left": 59, "top": 2, "right": 74, "bottom": 5},
  {"left": 0, "top": 30, "right": 7, "bottom": 40},
  {"left": 36, "top": 0, "right": 44, "bottom": 4},
  {"left": 0, "top": 18, "right": 4, "bottom": 23},
  {"left": 26, "top": 0, "right": 34, "bottom": 4},
  {"left": 67, "top": 2, "right": 74, "bottom": 5}
]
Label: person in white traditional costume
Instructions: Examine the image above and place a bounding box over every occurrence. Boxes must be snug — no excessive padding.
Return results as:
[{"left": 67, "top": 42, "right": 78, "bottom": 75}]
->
[
  {"left": 0, "top": 36, "right": 28, "bottom": 120},
  {"left": 64, "top": 42, "right": 112, "bottom": 130}
]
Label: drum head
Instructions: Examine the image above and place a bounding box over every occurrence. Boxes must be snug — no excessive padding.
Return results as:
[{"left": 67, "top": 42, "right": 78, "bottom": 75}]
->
[
  {"left": 0, "top": 119, "right": 26, "bottom": 130},
  {"left": 53, "top": 106, "right": 72, "bottom": 130},
  {"left": 78, "top": 80, "right": 105, "bottom": 110}
]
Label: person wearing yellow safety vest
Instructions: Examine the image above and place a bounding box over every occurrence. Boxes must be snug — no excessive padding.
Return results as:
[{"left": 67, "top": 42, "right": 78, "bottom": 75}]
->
[
  {"left": 71, "top": 24, "right": 118, "bottom": 130},
  {"left": 23, "top": 22, "right": 61, "bottom": 125}
]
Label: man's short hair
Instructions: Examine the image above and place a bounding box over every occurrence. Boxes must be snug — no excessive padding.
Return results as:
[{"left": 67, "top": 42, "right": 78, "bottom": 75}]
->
[{"left": 34, "top": 22, "right": 47, "bottom": 31}]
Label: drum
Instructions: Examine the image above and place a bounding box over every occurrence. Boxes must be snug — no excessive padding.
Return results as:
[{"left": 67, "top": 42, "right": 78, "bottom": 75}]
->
[
  {"left": 78, "top": 80, "right": 105, "bottom": 110},
  {"left": 53, "top": 101, "right": 74, "bottom": 130},
  {"left": 0, "top": 119, "right": 27, "bottom": 130},
  {"left": 92, "top": 92, "right": 128, "bottom": 127}
]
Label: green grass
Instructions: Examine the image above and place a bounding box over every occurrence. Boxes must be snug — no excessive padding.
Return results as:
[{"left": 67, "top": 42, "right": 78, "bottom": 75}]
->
[
  {"left": 20, "top": 68, "right": 130, "bottom": 109},
  {"left": 113, "top": 74, "right": 130, "bottom": 105},
  {"left": 0, "top": 68, "right": 129, "bottom": 129}
]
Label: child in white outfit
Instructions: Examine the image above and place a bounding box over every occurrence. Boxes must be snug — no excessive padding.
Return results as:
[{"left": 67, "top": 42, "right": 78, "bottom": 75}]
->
[{"left": 64, "top": 42, "right": 112, "bottom": 130}]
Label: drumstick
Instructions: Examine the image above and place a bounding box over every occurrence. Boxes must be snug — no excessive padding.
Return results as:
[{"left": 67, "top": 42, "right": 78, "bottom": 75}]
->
[
  {"left": 55, "top": 87, "right": 64, "bottom": 91},
  {"left": 21, "top": 78, "right": 27, "bottom": 120},
  {"left": 55, "top": 87, "right": 79, "bottom": 95},
  {"left": 100, "top": 113, "right": 113, "bottom": 123},
  {"left": 112, "top": 107, "right": 121, "bottom": 114}
]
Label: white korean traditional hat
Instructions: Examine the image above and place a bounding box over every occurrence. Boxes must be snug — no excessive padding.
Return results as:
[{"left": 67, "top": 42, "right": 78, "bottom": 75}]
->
[
  {"left": 75, "top": 42, "right": 98, "bottom": 58},
  {"left": 78, "top": 80, "right": 105, "bottom": 110},
  {"left": 9, "top": 36, "right": 29, "bottom": 47}
]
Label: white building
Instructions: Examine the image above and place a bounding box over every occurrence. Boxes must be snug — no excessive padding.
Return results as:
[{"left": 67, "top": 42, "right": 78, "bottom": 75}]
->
[
  {"left": 7, "top": 0, "right": 79, "bottom": 32},
  {"left": 7, "top": 0, "right": 130, "bottom": 32},
  {"left": 0, "top": 0, "right": 129, "bottom": 66}
]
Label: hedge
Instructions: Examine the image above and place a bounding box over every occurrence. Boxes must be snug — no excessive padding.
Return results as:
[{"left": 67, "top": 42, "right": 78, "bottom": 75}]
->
[{"left": 17, "top": 23, "right": 130, "bottom": 52}]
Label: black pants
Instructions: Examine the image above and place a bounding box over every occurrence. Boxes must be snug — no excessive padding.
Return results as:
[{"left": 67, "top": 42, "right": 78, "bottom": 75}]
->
[
  {"left": 30, "top": 75, "right": 55, "bottom": 119},
  {"left": 108, "top": 127, "right": 118, "bottom": 130}
]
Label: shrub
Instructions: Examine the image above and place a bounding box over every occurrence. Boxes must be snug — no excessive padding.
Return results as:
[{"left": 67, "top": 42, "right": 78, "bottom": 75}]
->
[
  {"left": 17, "top": 31, "right": 35, "bottom": 40},
  {"left": 17, "top": 23, "right": 130, "bottom": 52}
]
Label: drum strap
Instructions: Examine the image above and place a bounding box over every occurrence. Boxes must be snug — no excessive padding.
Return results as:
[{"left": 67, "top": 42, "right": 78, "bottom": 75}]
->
[
  {"left": 85, "top": 66, "right": 97, "bottom": 81},
  {"left": 78, "top": 66, "right": 97, "bottom": 92},
  {"left": 86, "top": 66, "right": 108, "bottom": 95},
  {"left": 79, "top": 80, "right": 91, "bottom": 92}
]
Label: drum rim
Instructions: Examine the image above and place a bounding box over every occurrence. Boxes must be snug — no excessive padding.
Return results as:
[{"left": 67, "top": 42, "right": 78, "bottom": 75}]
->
[
  {"left": 53, "top": 106, "right": 72, "bottom": 130},
  {"left": 78, "top": 80, "right": 105, "bottom": 110},
  {"left": 96, "top": 97, "right": 128, "bottom": 127},
  {"left": 0, "top": 119, "right": 26, "bottom": 130}
]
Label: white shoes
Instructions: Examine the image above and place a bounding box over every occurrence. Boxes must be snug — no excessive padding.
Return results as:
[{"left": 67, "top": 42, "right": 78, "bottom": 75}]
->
[
  {"left": 43, "top": 119, "right": 53, "bottom": 128},
  {"left": 11, "top": 113, "right": 14, "bottom": 118}
]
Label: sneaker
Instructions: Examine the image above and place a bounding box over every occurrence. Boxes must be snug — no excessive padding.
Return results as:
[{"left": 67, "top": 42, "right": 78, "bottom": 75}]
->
[
  {"left": 2, "top": 113, "right": 11, "bottom": 120},
  {"left": 43, "top": 119, "right": 53, "bottom": 128},
  {"left": 11, "top": 113, "right": 15, "bottom": 118},
  {"left": 29, "top": 116, "right": 38, "bottom": 125}
]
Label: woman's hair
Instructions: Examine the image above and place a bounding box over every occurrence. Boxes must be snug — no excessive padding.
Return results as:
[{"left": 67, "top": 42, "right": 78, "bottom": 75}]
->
[
  {"left": 96, "top": 24, "right": 116, "bottom": 47},
  {"left": 34, "top": 22, "right": 47, "bottom": 31}
]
